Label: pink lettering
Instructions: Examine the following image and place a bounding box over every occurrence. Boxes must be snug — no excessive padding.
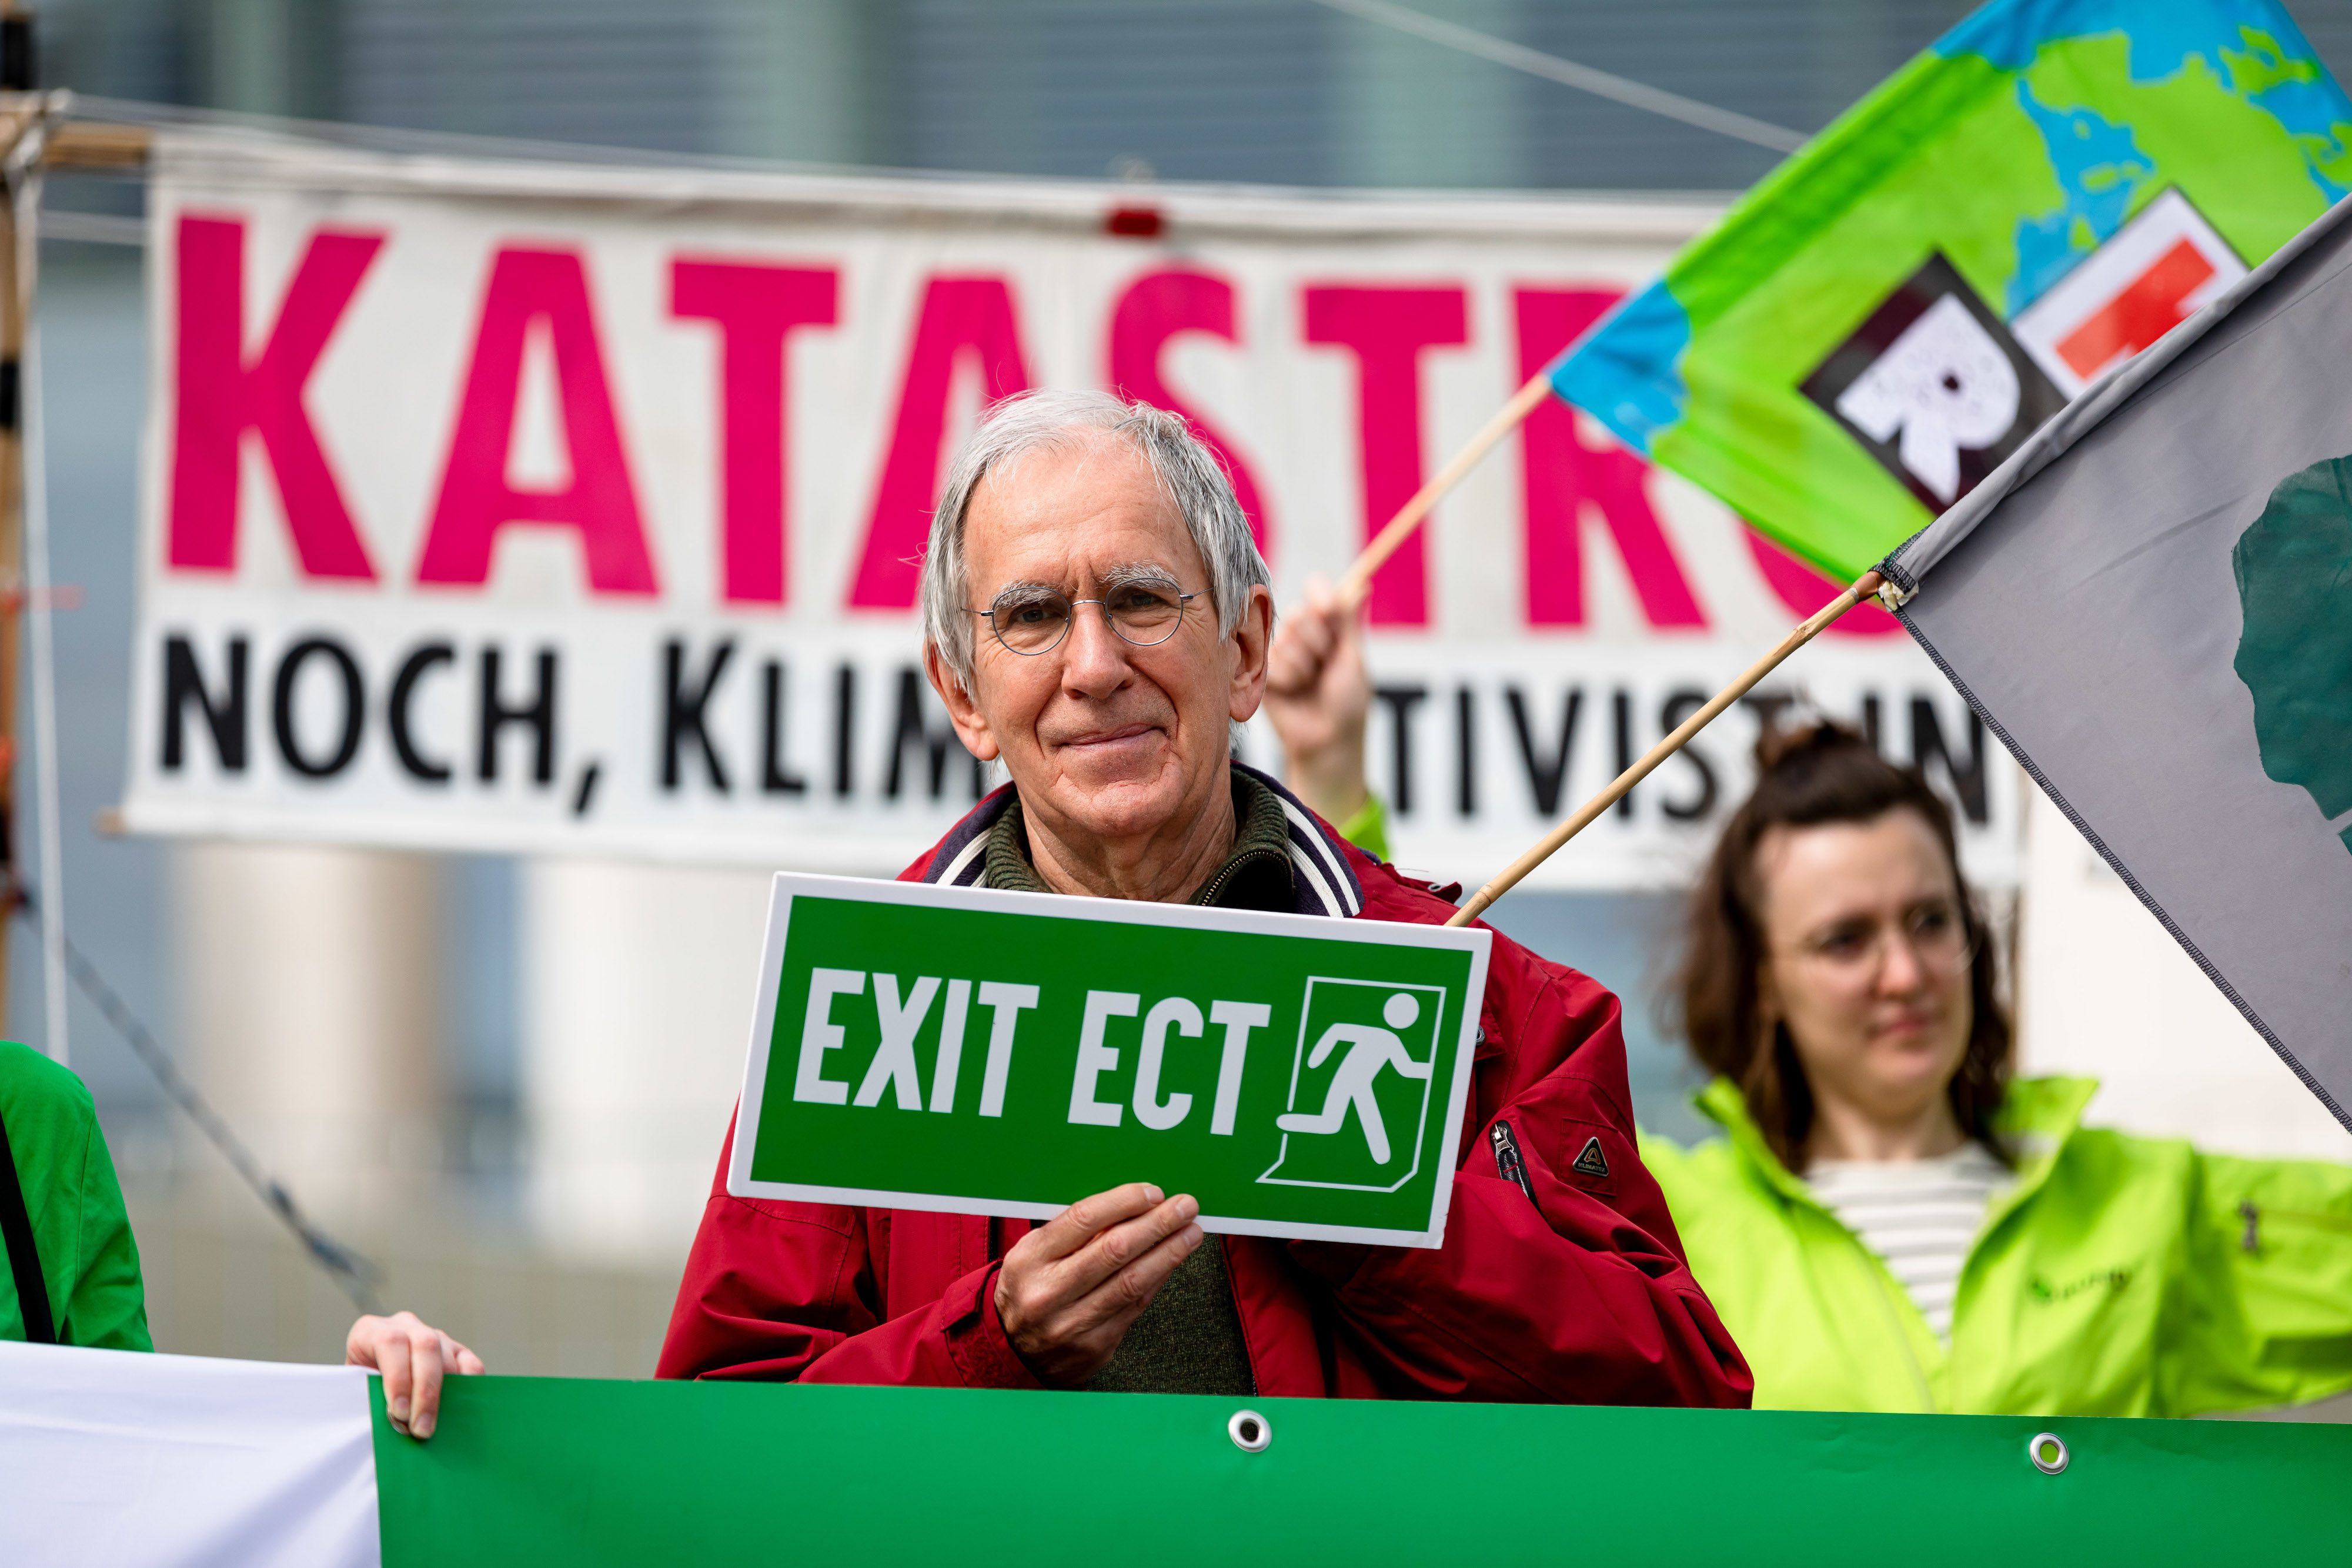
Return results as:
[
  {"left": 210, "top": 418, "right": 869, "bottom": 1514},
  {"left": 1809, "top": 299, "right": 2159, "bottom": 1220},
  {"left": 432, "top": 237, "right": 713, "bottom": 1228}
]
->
[
  {"left": 671, "top": 259, "right": 838, "bottom": 607},
  {"left": 1745, "top": 527, "right": 1902, "bottom": 637},
  {"left": 848, "top": 276, "right": 1032, "bottom": 609},
  {"left": 1514, "top": 287, "right": 1703, "bottom": 628},
  {"left": 417, "top": 248, "right": 657, "bottom": 596},
  {"left": 168, "top": 215, "right": 385, "bottom": 579},
  {"left": 1301, "top": 285, "right": 1467, "bottom": 626},
  {"left": 1108, "top": 268, "right": 1271, "bottom": 555}
]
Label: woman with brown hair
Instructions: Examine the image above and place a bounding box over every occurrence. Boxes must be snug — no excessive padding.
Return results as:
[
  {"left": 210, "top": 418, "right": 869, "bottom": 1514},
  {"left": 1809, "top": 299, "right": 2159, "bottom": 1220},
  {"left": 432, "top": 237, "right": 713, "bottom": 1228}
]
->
[{"left": 1641, "top": 720, "right": 2352, "bottom": 1416}]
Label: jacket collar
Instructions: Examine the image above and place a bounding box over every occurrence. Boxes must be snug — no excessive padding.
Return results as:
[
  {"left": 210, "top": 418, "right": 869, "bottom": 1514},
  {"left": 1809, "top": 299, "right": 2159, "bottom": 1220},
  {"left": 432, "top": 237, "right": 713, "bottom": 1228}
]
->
[
  {"left": 1979, "top": 1075, "right": 2100, "bottom": 1232},
  {"left": 915, "top": 760, "right": 1364, "bottom": 920},
  {"left": 1695, "top": 1073, "right": 2100, "bottom": 1213}
]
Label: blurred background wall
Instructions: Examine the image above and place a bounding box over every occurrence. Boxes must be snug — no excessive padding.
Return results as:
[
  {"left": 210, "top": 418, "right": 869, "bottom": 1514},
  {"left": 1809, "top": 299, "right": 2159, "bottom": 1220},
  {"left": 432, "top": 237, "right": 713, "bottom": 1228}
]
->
[{"left": 17, "top": 0, "right": 2352, "bottom": 1376}]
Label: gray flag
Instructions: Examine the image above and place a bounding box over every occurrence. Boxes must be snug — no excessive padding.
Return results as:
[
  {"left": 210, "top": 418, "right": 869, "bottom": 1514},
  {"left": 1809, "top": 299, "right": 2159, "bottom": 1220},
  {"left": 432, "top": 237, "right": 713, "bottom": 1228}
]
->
[{"left": 1883, "top": 193, "right": 2352, "bottom": 1131}]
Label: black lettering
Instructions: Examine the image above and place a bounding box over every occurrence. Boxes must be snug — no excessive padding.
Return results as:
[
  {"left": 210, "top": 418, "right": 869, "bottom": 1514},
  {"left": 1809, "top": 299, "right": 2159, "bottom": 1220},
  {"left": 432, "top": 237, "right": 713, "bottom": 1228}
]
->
[
  {"left": 885, "top": 666, "right": 983, "bottom": 801},
  {"left": 662, "top": 638, "right": 735, "bottom": 794},
  {"left": 760, "top": 660, "right": 808, "bottom": 797},
  {"left": 1860, "top": 691, "right": 1883, "bottom": 753},
  {"left": 1910, "top": 697, "right": 1989, "bottom": 825},
  {"left": 387, "top": 643, "right": 456, "bottom": 784},
  {"left": 1658, "top": 689, "right": 1719, "bottom": 822},
  {"left": 479, "top": 647, "right": 557, "bottom": 785},
  {"left": 1739, "top": 690, "right": 1799, "bottom": 738},
  {"left": 271, "top": 636, "right": 364, "bottom": 779},
  {"left": 1611, "top": 688, "right": 1635, "bottom": 820},
  {"left": 1454, "top": 685, "right": 1476, "bottom": 818},
  {"left": 161, "top": 633, "right": 248, "bottom": 773},
  {"left": 833, "top": 663, "right": 857, "bottom": 798},
  {"left": 1372, "top": 684, "right": 1429, "bottom": 817},
  {"left": 1505, "top": 686, "right": 1582, "bottom": 817}
]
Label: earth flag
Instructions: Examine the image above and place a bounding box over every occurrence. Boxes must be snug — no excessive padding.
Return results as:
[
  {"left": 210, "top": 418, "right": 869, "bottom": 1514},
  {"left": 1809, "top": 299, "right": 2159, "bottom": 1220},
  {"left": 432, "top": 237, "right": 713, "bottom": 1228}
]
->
[
  {"left": 1880, "top": 190, "right": 2352, "bottom": 1131},
  {"left": 1551, "top": 0, "right": 2352, "bottom": 581}
]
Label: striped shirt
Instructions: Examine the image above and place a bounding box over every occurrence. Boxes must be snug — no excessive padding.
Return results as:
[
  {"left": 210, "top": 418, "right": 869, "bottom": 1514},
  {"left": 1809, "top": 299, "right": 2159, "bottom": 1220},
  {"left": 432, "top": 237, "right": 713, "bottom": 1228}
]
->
[{"left": 1805, "top": 1142, "right": 2010, "bottom": 1339}]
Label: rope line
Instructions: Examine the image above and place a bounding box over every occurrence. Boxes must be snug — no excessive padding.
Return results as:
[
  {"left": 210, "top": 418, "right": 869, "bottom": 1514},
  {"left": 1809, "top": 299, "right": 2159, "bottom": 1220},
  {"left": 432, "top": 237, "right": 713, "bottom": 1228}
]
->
[
  {"left": 1309, "top": 0, "right": 1810, "bottom": 154},
  {"left": 10, "top": 886, "right": 385, "bottom": 1313}
]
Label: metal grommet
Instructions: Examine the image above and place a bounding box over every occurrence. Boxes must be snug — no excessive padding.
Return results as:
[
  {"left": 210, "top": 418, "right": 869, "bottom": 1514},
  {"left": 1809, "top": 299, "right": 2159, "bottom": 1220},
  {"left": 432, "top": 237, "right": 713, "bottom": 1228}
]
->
[
  {"left": 2027, "top": 1432, "right": 2068, "bottom": 1475},
  {"left": 1228, "top": 1408, "right": 1271, "bottom": 1453}
]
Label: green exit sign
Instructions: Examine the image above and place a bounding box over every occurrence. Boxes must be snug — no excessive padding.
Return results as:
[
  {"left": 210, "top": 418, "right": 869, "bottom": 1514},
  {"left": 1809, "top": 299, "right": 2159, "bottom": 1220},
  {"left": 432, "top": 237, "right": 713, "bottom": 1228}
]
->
[{"left": 731, "top": 875, "right": 1492, "bottom": 1247}]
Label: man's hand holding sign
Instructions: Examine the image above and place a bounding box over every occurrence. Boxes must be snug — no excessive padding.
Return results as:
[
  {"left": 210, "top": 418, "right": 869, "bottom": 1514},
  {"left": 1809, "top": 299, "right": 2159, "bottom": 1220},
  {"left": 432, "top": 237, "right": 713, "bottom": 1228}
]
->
[
  {"left": 660, "top": 392, "right": 1750, "bottom": 1405},
  {"left": 994, "top": 1183, "right": 1202, "bottom": 1387}
]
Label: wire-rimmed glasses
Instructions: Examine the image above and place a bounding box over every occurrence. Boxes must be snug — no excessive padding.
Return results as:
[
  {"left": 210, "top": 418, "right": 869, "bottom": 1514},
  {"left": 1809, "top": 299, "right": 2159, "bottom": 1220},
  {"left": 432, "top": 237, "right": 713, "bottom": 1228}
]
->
[
  {"left": 970, "top": 577, "right": 1200, "bottom": 657},
  {"left": 1780, "top": 898, "right": 1981, "bottom": 991}
]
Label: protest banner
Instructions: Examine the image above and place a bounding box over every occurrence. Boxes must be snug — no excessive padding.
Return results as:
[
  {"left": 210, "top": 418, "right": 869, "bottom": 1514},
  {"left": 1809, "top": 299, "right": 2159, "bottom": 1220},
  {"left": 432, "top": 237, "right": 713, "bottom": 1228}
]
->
[
  {"left": 1880, "top": 191, "right": 2352, "bottom": 1131},
  {"left": 7, "top": 1340, "right": 2350, "bottom": 1567},
  {"left": 729, "top": 874, "right": 1490, "bottom": 1246},
  {"left": 123, "top": 126, "right": 2017, "bottom": 889}
]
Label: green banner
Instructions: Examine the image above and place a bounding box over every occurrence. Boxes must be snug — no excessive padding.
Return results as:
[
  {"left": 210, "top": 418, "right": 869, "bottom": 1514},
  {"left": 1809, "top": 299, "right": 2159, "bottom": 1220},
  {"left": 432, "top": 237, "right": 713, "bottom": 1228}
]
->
[
  {"left": 732, "top": 875, "right": 1491, "bottom": 1246},
  {"left": 374, "top": 1376, "right": 2352, "bottom": 1567}
]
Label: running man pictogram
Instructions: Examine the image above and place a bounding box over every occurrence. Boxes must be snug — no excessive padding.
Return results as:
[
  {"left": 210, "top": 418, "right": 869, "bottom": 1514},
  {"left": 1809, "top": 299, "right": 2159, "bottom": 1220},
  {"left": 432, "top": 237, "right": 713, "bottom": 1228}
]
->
[{"left": 1274, "top": 992, "right": 1434, "bottom": 1165}]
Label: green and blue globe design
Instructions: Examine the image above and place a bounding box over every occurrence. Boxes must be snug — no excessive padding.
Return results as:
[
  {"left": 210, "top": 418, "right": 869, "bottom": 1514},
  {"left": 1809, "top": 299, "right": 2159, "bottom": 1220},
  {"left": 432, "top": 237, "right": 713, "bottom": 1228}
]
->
[{"left": 1552, "top": 0, "right": 2352, "bottom": 584}]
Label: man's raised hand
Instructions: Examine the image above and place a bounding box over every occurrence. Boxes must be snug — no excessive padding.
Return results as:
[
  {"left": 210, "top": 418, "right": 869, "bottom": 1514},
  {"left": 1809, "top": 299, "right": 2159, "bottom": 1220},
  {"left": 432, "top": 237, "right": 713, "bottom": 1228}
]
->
[{"left": 994, "top": 1182, "right": 1202, "bottom": 1386}]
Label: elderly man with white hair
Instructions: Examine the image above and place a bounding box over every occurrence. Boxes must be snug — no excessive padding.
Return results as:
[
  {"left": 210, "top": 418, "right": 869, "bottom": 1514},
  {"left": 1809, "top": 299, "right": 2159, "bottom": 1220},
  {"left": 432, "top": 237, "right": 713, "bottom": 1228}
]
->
[{"left": 658, "top": 390, "right": 1750, "bottom": 1405}]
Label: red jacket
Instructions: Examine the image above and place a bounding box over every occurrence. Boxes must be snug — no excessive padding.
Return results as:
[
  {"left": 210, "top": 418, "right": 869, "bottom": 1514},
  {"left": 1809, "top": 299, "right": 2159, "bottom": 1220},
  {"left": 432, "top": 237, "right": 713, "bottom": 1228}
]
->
[{"left": 657, "top": 774, "right": 1752, "bottom": 1406}]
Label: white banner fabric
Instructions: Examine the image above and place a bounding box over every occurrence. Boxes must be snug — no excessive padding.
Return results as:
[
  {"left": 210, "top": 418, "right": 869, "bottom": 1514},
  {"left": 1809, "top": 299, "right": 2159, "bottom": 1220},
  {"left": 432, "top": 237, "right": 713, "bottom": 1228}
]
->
[
  {"left": 126, "top": 129, "right": 2016, "bottom": 888},
  {"left": 0, "top": 1341, "right": 379, "bottom": 1568}
]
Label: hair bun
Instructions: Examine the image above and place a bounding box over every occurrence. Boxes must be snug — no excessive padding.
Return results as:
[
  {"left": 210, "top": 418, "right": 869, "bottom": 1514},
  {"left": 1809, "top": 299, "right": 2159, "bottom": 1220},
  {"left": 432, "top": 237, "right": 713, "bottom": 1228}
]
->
[{"left": 1752, "top": 716, "right": 1872, "bottom": 774}]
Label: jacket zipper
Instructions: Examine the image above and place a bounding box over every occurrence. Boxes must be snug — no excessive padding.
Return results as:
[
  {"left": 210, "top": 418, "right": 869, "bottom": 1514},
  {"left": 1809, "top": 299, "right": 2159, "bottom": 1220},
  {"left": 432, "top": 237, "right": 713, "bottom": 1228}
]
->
[
  {"left": 1784, "top": 1186, "right": 1942, "bottom": 1412},
  {"left": 1194, "top": 845, "right": 1289, "bottom": 910},
  {"left": 1856, "top": 1231, "right": 1939, "bottom": 1412},
  {"left": 2239, "top": 1201, "right": 2352, "bottom": 1253},
  {"left": 1490, "top": 1120, "right": 1538, "bottom": 1206}
]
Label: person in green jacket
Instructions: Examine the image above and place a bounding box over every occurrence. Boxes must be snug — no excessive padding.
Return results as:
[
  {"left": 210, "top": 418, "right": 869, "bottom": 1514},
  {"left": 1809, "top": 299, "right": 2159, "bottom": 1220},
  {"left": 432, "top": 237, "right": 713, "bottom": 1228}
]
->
[
  {"left": 2, "top": 1037, "right": 483, "bottom": 1437},
  {"left": 1639, "top": 722, "right": 2352, "bottom": 1417},
  {"left": 0, "top": 1038, "right": 151, "bottom": 1350}
]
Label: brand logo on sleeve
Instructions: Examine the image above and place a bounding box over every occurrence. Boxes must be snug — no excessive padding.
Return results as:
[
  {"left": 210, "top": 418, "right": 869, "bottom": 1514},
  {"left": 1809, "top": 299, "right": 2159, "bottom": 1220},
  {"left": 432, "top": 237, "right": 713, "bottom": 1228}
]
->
[{"left": 2027, "top": 1268, "right": 2132, "bottom": 1303}]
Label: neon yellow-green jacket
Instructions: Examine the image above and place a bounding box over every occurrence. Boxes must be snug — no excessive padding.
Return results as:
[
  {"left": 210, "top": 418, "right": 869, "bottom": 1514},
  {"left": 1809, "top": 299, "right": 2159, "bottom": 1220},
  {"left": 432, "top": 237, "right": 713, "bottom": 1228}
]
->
[{"left": 1642, "top": 1076, "right": 2352, "bottom": 1417}]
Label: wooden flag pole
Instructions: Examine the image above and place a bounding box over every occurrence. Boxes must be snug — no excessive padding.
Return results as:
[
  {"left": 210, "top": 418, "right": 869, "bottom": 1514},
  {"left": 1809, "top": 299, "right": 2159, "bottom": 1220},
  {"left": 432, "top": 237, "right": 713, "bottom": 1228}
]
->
[
  {"left": 0, "top": 101, "right": 152, "bottom": 1030},
  {"left": 1337, "top": 366, "right": 1555, "bottom": 606},
  {"left": 1446, "top": 569, "right": 1888, "bottom": 928}
]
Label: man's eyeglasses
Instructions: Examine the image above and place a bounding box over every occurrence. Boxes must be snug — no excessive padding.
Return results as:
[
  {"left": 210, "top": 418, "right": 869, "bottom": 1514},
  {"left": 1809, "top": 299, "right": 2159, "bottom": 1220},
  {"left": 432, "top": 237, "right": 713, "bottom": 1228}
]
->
[{"left": 969, "top": 579, "right": 1200, "bottom": 657}]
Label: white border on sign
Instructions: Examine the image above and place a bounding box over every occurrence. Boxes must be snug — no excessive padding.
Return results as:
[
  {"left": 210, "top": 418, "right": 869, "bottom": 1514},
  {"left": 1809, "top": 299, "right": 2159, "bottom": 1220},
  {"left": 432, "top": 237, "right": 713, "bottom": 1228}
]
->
[{"left": 727, "top": 871, "right": 1492, "bottom": 1249}]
